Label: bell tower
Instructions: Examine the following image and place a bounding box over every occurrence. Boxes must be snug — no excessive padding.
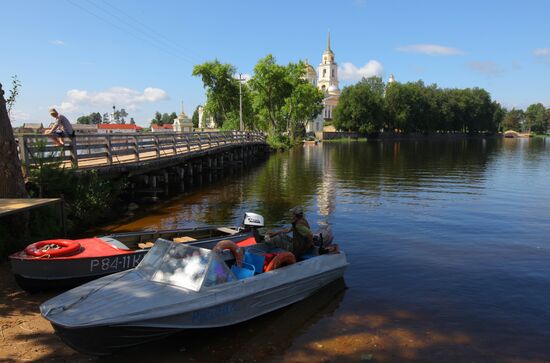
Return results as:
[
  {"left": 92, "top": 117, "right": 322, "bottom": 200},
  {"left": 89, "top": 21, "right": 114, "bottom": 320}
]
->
[{"left": 317, "top": 31, "right": 339, "bottom": 93}]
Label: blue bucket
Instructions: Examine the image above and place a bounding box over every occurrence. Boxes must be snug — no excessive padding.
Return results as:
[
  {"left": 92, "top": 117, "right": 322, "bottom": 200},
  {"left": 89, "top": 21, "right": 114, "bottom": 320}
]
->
[
  {"left": 231, "top": 262, "right": 255, "bottom": 280},
  {"left": 244, "top": 251, "right": 265, "bottom": 274}
]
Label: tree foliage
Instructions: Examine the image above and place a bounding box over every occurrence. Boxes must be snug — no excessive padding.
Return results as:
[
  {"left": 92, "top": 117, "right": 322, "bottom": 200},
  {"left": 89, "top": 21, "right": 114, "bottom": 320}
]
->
[
  {"left": 77, "top": 112, "right": 102, "bottom": 124},
  {"left": 6, "top": 75, "right": 21, "bottom": 117},
  {"left": 192, "top": 60, "right": 240, "bottom": 127},
  {"left": 248, "top": 55, "right": 323, "bottom": 139},
  {"left": 150, "top": 111, "right": 177, "bottom": 126},
  {"left": 501, "top": 109, "right": 524, "bottom": 131},
  {"left": 333, "top": 77, "right": 385, "bottom": 133},
  {"left": 525, "top": 103, "right": 548, "bottom": 133}
]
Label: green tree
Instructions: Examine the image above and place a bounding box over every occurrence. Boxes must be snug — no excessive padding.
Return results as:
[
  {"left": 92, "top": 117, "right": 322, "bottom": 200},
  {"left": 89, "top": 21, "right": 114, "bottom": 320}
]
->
[
  {"left": 333, "top": 77, "right": 385, "bottom": 133},
  {"left": 77, "top": 112, "right": 102, "bottom": 125},
  {"left": 248, "top": 55, "right": 323, "bottom": 139},
  {"left": 77, "top": 115, "right": 91, "bottom": 124},
  {"left": 192, "top": 107, "right": 199, "bottom": 127},
  {"left": 151, "top": 111, "right": 163, "bottom": 126},
  {"left": 525, "top": 103, "right": 548, "bottom": 133},
  {"left": 192, "top": 60, "right": 240, "bottom": 127},
  {"left": 113, "top": 108, "right": 128, "bottom": 124},
  {"left": 501, "top": 109, "right": 524, "bottom": 131}
]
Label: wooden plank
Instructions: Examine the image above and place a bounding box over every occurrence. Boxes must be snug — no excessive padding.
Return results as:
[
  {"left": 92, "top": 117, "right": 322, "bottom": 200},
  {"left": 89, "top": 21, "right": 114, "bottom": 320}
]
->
[{"left": 0, "top": 198, "right": 62, "bottom": 217}]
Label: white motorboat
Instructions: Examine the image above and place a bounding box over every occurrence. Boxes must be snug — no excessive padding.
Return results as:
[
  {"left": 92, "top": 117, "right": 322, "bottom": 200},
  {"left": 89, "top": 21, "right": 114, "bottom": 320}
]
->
[{"left": 40, "top": 235, "right": 348, "bottom": 355}]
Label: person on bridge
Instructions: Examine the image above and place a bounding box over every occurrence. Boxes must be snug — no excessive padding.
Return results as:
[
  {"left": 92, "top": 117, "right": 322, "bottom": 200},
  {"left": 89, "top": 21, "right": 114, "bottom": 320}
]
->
[
  {"left": 45, "top": 108, "right": 74, "bottom": 146},
  {"left": 266, "top": 206, "right": 313, "bottom": 256}
]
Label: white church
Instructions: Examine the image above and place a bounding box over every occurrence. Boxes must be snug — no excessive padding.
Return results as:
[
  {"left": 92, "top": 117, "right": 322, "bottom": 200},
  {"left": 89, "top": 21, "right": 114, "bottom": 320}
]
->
[{"left": 304, "top": 32, "right": 341, "bottom": 134}]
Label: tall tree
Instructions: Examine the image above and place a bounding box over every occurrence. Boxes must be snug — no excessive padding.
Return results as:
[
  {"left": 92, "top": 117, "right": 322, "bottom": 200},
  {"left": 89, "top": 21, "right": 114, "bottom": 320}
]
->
[
  {"left": 333, "top": 77, "right": 385, "bottom": 133},
  {"left": 525, "top": 103, "right": 548, "bottom": 133},
  {"left": 0, "top": 82, "right": 28, "bottom": 256},
  {"left": 248, "top": 55, "right": 323, "bottom": 138},
  {"left": 501, "top": 109, "right": 524, "bottom": 131},
  {"left": 192, "top": 60, "right": 240, "bottom": 127}
]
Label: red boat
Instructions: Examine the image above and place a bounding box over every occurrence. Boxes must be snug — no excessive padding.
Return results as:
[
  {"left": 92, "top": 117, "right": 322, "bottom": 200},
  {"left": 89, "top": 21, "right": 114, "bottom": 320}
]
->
[{"left": 10, "top": 213, "right": 265, "bottom": 292}]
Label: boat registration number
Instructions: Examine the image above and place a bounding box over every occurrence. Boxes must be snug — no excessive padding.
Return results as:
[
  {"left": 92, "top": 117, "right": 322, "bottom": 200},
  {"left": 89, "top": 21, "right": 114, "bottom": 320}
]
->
[{"left": 89, "top": 254, "right": 143, "bottom": 272}]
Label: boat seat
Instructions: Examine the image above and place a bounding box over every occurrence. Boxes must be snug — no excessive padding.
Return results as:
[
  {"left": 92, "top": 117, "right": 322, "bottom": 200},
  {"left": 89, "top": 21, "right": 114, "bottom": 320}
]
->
[
  {"left": 216, "top": 227, "right": 238, "bottom": 235},
  {"left": 137, "top": 241, "right": 155, "bottom": 249},
  {"left": 173, "top": 236, "right": 197, "bottom": 243}
]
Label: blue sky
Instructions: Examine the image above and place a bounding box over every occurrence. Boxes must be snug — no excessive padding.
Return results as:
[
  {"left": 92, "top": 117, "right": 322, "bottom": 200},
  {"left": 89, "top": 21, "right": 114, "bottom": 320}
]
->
[{"left": 3, "top": 0, "right": 550, "bottom": 126}]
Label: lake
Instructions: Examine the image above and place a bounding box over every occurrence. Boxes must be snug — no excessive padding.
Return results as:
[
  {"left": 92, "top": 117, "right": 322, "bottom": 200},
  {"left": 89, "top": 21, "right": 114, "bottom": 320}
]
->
[{"left": 101, "top": 137, "right": 550, "bottom": 362}]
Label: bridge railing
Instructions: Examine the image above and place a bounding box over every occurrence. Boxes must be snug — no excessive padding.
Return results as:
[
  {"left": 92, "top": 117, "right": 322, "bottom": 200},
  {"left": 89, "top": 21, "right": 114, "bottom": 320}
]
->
[{"left": 17, "top": 131, "right": 265, "bottom": 172}]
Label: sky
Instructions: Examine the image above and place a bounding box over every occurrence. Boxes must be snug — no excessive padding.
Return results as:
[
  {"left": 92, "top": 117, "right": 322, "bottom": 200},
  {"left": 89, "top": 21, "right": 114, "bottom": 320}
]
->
[{"left": 2, "top": 0, "right": 550, "bottom": 127}]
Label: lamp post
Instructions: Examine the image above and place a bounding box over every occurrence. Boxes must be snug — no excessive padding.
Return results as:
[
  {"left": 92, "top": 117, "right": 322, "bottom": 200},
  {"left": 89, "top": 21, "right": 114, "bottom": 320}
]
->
[{"left": 238, "top": 73, "right": 244, "bottom": 132}]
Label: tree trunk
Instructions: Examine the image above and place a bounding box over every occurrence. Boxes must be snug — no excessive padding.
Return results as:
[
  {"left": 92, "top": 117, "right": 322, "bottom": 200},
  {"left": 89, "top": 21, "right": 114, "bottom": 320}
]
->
[
  {"left": 0, "top": 82, "right": 29, "bottom": 257},
  {"left": 0, "top": 83, "right": 27, "bottom": 198}
]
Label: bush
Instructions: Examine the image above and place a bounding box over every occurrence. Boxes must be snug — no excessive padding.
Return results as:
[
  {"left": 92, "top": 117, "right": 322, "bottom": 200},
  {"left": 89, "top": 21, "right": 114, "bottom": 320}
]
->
[{"left": 266, "top": 134, "right": 293, "bottom": 150}]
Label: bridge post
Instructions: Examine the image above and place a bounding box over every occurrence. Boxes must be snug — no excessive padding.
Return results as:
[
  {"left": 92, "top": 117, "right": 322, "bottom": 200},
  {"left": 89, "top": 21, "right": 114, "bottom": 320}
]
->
[
  {"left": 185, "top": 135, "right": 191, "bottom": 152},
  {"left": 177, "top": 167, "right": 185, "bottom": 180},
  {"left": 154, "top": 135, "right": 160, "bottom": 158},
  {"left": 105, "top": 135, "right": 113, "bottom": 165},
  {"left": 70, "top": 137, "right": 78, "bottom": 168},
  {"left": 133, "top": 135, "right": 140, "bottom": 161},
  {"left": 172, "top": 135, "right": 177, "bottom": 155},
  {"left": 18, "top": 136, "right": 30, "bottom": 177}
]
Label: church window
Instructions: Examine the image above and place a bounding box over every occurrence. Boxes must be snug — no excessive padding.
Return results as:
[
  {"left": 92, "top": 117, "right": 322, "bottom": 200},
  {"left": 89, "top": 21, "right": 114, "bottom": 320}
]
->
[
  {"left": 323, "top": 69, "right": 326, "bottom": 77},
  {"left": 331, "top": 69, "right": 334, "bottom": 77}
]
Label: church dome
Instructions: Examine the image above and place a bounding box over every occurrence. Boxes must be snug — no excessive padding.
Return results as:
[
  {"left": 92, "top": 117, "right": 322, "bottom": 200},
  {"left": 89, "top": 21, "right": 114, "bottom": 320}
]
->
[
  {"left": 327, "top": 85, "right": 340, "bottom": 94},
  {"left": 306, "top": 64, "right": 316, "bottom": 77}
]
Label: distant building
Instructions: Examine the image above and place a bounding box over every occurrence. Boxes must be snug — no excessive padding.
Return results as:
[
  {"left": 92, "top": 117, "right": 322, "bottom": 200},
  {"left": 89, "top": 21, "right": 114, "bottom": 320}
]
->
[
  {"left": 73, "top": 124, "right": 98, "bottom": 134},
  {"left": 151, "top": 124, "right": 174, "bottom": 133},
  {"left": 97, "top": 124, "right": 143, "bottom": 134},
  {"left": 305, "top": 32, "right": 341, "bottom": 134},
  {"left": 20, "top": 123, "right": 45, "bottom": 134},
  {"left": 174, "top": 106, "right": 193, "bottom": 132}
]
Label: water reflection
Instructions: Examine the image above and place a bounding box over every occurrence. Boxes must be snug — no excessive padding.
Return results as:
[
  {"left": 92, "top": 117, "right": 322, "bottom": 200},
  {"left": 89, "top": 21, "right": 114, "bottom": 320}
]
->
[{"left": 98, "top": 137, "right": 550, "bottom": 361}]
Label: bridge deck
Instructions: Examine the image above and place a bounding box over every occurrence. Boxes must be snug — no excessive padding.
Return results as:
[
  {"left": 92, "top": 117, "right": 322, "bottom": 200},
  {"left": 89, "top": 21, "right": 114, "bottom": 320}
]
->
[{"left": 17, "top": 131, "right": 266, "bottom": 174}]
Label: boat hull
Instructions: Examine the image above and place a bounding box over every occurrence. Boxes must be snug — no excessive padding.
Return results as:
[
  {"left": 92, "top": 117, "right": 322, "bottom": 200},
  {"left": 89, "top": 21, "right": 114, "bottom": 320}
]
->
[
  {"left": 11, "top": 232, "right": 250, "bottom": 292},
  {"left": 47, "top": 258, "right": 348, "bottom": 355}
]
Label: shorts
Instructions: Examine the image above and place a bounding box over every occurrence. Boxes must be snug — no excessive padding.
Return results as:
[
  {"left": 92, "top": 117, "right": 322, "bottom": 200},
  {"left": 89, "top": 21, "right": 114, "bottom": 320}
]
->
[{"left": 55, "top": 130, "right": 67, "bottom": 137}]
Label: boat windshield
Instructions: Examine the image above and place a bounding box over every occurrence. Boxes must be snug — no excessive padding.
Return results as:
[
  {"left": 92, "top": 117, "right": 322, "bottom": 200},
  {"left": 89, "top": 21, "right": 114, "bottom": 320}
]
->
[{"left": 136, "top": 239, "right": 235, "bottom": 291}]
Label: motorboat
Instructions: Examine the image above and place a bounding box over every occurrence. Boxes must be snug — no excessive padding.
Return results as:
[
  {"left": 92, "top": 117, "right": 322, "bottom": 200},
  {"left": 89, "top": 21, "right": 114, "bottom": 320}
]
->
[
  {"left": 40, "top": 236, "right": 348, "bottom": 355},
  {"left": 10, "top": 213, "right": 265, "bottom": 292}
]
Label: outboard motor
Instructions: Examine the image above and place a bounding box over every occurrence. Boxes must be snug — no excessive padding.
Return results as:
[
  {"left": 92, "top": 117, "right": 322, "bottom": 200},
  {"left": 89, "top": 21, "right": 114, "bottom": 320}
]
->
[
  {"left": 241, "top": 213, "right": 265, "bottom": 243},
  {"left": 242, "top": 212, "right": 264, "bottom": 228}
]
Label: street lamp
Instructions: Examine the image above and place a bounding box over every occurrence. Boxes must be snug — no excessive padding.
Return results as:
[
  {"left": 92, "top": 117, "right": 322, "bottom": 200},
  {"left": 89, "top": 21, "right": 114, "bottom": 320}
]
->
[{"left": 237, "top": 73, "right": 244, "bottom": 132}]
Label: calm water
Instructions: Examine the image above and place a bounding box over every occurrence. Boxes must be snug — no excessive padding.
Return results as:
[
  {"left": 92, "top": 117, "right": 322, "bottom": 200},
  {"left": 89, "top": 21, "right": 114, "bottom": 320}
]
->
[{"left": 101, "top": 138, "right": 550, "bottom": 362}]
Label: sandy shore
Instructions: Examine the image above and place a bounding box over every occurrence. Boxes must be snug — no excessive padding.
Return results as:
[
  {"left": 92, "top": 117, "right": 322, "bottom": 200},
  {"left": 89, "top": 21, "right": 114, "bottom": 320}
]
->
[{"left": 1, "top": 262, "right": 548, "bottom": 363}]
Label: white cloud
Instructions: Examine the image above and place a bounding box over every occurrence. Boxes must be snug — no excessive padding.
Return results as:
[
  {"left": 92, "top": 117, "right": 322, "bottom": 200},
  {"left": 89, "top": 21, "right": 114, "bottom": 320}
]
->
[
  {"left": 339, "top": 61, "right": 384, "bottom": 81},
  {"left": 533, "top": 48, "right": 550, "bottom": 64},
  {"left": 50, "top": 40, "right": 65, "bottom": 46},
  {"left": 57, "top": 86, "right": 169, "bottom": 112},
  {"left": 396, "top": 44, "right": 463, "bottom": 56},
  {"left": 468, "top": 61, "right": 503, "bottom": 77},
  {"left": 9, "top": 109, "right": 31, "bottom": 123},
  {"left": 51, "top": 101, "right": 79, "bottom": 114},
  {"left": 533, "top": 48, "right": 550, "bottom": 56}
]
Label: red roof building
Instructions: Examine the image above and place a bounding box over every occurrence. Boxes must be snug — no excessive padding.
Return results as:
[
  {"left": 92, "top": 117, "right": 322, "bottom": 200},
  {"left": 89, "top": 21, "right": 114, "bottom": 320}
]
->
[
  {"left": 151, "top": 124, "right": 174, "bottom": 132},
  {"left": 97, "top": 124, "right": 143, "bottom": 133}
]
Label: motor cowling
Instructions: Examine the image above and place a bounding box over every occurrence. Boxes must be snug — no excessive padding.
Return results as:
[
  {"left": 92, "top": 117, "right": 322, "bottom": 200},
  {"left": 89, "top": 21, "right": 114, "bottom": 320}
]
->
[{"left": 242, "top": 213, "right": 264, "bottom": 228}]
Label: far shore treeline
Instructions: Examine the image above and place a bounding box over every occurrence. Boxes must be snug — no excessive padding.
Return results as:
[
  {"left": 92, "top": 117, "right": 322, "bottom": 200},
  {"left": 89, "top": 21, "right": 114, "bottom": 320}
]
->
[
  {"left": 333, "top": 77, "right": 549, "bottom": 135},
  {"left": 192, "top": 57, "right": 549, "bottom": 147}
]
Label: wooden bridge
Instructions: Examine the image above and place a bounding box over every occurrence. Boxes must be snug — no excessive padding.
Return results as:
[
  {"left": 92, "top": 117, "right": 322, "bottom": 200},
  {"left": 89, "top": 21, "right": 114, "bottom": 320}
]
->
[{"left": 17, "top": 131, "right": 267, "bottom": 177}]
